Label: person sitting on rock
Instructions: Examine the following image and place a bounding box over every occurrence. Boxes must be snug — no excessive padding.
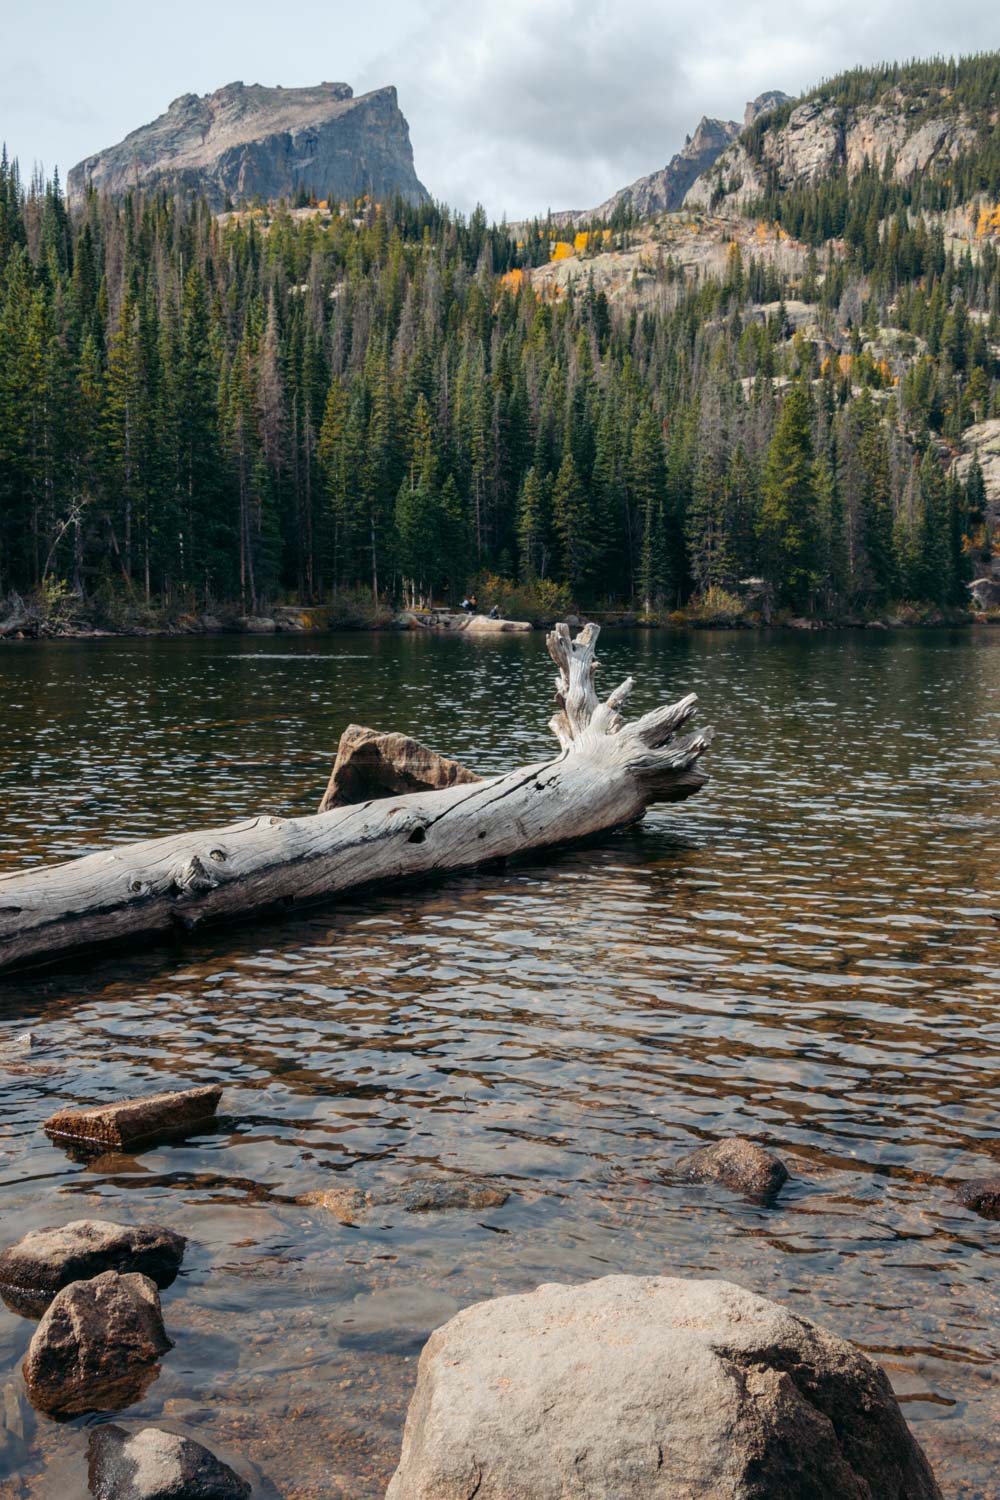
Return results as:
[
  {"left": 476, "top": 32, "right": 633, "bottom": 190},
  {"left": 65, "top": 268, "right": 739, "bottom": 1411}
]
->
[{"left": 489, "top": 604, "right": 500, "bottom": 619}]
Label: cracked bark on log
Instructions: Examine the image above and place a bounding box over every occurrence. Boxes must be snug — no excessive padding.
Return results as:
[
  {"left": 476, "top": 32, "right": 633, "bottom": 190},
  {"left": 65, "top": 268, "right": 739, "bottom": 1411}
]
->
[{"left": 0, "top": 622, "right": 711, "bottom": 973}]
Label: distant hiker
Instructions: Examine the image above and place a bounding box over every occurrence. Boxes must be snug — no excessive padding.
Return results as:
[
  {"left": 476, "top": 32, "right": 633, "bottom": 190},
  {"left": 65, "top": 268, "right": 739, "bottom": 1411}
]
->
[{"left": 489, "top": 604, "right": 500, "bottom": 619}]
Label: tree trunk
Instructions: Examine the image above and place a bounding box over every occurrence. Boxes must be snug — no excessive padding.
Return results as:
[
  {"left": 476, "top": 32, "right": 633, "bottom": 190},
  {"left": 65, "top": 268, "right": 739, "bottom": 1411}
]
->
[{"left": 0, "top": 623, "right": 711, "bottom": 974}]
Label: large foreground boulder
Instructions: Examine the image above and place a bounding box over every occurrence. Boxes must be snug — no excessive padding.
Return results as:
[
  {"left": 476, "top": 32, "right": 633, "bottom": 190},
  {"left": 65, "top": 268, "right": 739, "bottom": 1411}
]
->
[
  {"left": 385, "top": 1275, "right": 941, "bottom": 1500},
  {"left": 0, "top": 1220, "right": 186, "bottom": 1317},
  {"left": 87, "top": 1424, "right": 251, "bottom": 1500},
  {"left": 44, "top": 1084, "right": 222, "bottom": 1150},
  {"left": 23, "top": 1271, "right": 172, "bottom": 1415},
  {"left": 318, "top": 723, "right": 481, "bottom": 812}
]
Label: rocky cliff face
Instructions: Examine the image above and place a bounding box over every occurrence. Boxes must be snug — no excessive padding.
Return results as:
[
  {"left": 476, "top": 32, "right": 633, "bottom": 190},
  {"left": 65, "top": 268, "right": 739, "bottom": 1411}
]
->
[
  {"left": 582, "top": 93, "right": 792, "bottom": 223},
  {"left": 68, "top": 81, "right": 429, "bottom": 208},
  {"left": 684, "top": 93, "right": 978, "bottom": 212}
]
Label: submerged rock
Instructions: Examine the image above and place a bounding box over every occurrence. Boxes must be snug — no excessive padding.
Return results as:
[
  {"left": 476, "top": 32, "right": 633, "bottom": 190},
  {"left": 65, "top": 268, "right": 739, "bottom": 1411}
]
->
[
  {"left": 0, "top": 1220, "right": 186, "bottom": 1318},
  {"left": 318, "top": 723, "right": 481, "bottom": 812},
  {"left": 954, "top": 1176, "right": 1000, "bottom": 1219},
  {"left": 44, "top": 1084, "right": 222, "bottom": 1151},
  {"left": 23, "top": 1271, "right": 172, "bottom": 1416},
  {"left": 301, "top": 1175, "right": 509, "bottom": 1222},
  {"left": 87, "top": 1424, "right": 251, "bottom": 1500},
  {"left": 385, "top": 1274, "right": 942, "bottom": 1500},
  {"left": 678, "top": 1136, "right": 789, "bottom": 1202}
]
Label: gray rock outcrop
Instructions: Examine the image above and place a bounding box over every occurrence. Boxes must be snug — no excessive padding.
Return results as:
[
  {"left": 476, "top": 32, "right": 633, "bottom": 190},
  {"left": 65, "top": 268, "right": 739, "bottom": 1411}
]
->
[
  {"left": 23, "top": 1271, "right": 172, "bottom": 1416},
  {"left": 385, "top": 1275, "right": 942, "bottom": 1499},
  {"left": 87, "top": 1424, "right": 251, "bottom": 1500},
  {"left": 571, "top": 94, "right": 791, "bottom": 225},
  {"left": 44, "top": 1084, "right": 222, "bottom": 1150},
  {"left": 0, "top": 1220, "right": 185, "bottom": 1317},
  {"left": 678, "top": 1136, "right": 789, "bottom": 1203},
  {"left": 68, "top": 80, "right": 429, "bottom": 209},
  {"left": 319, "top": 724, "right": 481, "bottom": 812},
  {"left": 684, "top": 96, "right": 978, "bottom": 213}
]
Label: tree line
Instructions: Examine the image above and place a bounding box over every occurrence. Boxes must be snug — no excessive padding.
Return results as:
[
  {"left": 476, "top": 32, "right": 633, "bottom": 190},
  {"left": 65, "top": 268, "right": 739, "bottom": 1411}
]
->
[{"left": 0, "top": 144, "right": 996, "bottom": 622}]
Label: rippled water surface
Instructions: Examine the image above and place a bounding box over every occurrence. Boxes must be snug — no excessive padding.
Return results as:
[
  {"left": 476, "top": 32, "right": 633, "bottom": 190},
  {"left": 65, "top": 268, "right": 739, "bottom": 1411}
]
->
[{"left": 1, "top": 627, "right": 999, "bottom": 1498}]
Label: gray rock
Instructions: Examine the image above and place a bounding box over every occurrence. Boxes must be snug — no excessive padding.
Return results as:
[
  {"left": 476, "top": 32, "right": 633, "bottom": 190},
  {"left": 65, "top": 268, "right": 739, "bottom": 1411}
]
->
[
  {"left": 0, "top": 1220, "right": 186, "bottom": 1317},
  {"left": 88, "top": 1424, "right": 251, "bottom": 1500},
  {"left": 44, "top": 1084, "right": 222, "bottom": 1151},
  {"left": 23, "top": 1271, "right": 173, "bottom": 1416},
  {"left": 318, "top": 723, "right": 480, "bottom": 812},
  {"left": 678, "top": 1136, "right": 789, "bottom": 1202},
  {"left": 954, "top": 1176, "right": 1000, "bottom": 1219},
  {"left": 68, "top": 80, "right": 429, "bottom": 210},
  {"left": 385, "top": 1275, "right": 942, "bottom": 1500}
]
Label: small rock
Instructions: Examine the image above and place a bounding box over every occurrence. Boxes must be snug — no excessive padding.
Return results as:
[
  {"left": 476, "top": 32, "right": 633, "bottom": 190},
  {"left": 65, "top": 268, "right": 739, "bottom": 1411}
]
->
[
  {"left": 23, "top": 1271, "right": 172, "bottom": 1416},
  {"left": 318, "top": 723, "right": 481, "bottom": 812},
  {"left": 954, "top": 1176, "right": 1000, "bottom": 1219},
  {"left": 379, "top": 1176, "right": 509, "bottom": 1214},
  {"left": 300, "top": 1175, "right": 509, "bottom": 1222},
  {"left": 44, "top": 1084, "right": 222, "bottom": 1151},
  {"left": 0, "top": 1030, "right": 35, "bottom": 1057},
  {"left": 299, "top": 1186, "right": 370, "bottom": 1224},
  {"left": 0, "top": 1220, "right": 186, "bottom": 1318},
  {"left": 385, "top": 1275, "right": 942, "bottom": 1500},
  {"left": 88, "top": 1424, "right": 251, "bottom": 1500},
  {"left": 678, "top": 1136, "right": 789, "bottom": 1202}
]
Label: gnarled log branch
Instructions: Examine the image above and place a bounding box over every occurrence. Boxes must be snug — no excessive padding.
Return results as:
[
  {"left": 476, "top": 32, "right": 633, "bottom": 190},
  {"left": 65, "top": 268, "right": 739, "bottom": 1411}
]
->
[{"left": 0, "top": 623, "right": 711, "bottom": 973}]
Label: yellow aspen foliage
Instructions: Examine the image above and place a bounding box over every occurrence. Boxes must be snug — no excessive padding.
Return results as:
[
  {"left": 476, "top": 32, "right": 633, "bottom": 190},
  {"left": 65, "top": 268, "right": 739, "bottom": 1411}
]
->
[
  {"left": 499, "top": 268, "right": 525, "bottom": 294},
  {"left": 573, "top": 231, "right": 589, "bottom": 253},
  {"left": 975, "top": 203, "right": 1000, "bottom": 238},
  {"left": 838, "top": 354, "right": 853, "bottom": 377},
  {"left": 550, "top": 241, "right": 575, "bottom": 261}
]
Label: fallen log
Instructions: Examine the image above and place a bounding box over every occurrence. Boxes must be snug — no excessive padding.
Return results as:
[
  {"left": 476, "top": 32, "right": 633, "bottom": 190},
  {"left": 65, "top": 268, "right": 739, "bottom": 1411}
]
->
[{"left": 0, "top": 622, "right": 712, "bottom": 973}]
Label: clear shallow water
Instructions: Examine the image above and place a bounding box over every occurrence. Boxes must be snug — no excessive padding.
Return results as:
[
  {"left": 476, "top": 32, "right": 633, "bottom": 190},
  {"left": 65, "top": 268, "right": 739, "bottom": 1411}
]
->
[{"left": 0, "top": 627, "right": 998, "bottom": 1498}]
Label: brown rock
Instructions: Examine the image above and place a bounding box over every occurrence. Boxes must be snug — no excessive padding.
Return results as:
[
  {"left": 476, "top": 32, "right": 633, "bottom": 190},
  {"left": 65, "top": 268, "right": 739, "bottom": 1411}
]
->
[
  {"left": 300, "top": 1175, "right": 509, "bottom": 1222},
  {"left": 44, "top": 1085, "right": 222, "bottom": 1150},
  {"left": 87, "top": 1423, "right": 251, "bottom": 1500},
  {"left": 23, "top": 1271, "right": 172, "bottom": 1416},
  {"left": 318, "top": 724, "right": 480, "bottom": 812},
  {"left": 0, "top": 1220, "right": 186, "bottom": 1318},
  {"left": 954, "top": 1176, "right": 1000, "bottom": 1219},
  {"left": 299, "top": 1186, "right": 371, "bottom": 1224},
  {"left": 678, "top": 1136, "right": 789, "bottom": 1202}
]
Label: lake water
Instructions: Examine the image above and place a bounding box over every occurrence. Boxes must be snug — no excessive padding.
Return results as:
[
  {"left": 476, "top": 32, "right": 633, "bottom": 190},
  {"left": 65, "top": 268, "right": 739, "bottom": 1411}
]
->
[{"left": 1, "top": 626, "right": 998, "bottom": 1498}]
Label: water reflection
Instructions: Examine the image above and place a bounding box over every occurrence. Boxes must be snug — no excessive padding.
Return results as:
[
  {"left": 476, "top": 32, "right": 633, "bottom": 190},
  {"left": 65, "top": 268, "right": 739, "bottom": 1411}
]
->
[{"left": 1, "top": 628, "right": 999, "bottom": 1497}]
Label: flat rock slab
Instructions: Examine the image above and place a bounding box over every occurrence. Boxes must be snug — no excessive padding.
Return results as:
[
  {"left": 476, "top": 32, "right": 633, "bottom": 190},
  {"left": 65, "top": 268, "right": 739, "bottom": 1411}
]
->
[
  {"left": 318, "top": 723, "right": 481, "bottom": 812},
  {"left": 44, "top": 1085, "right": 223, "bottom": 1151},
  {"left": 954, "top": 1176, "right": 1000, "bottom": 1218},
  {"left": 23, "top": 1271, "right": 172, "bottom": 1416},
  {"left": 301, "top": 1175, "right": 509, "bottom": 1223},
  {"left": 385, "top": 1274, "right": 942, "bottom": 1500},
  {"left": 0, "top": 1220, "right": 186, "bottom": 1318},
  {"left": 678, "top": 1136, "right": 789, "bottom": 1202},
  {"left": 88, "top": 1424, "right": 251, "bottom": 1500}
]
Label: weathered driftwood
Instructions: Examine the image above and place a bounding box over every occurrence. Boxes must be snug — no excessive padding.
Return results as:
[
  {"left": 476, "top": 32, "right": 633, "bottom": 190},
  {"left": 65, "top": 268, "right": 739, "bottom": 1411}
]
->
[{"left": 0, "top": 623, "right": 711, "bottom": 973}]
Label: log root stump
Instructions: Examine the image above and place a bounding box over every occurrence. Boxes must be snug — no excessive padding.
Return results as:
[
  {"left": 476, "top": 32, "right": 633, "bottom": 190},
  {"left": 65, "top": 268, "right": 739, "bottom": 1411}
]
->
[{"left": 0, "top": 622, "right": 711, "bottom": 972}]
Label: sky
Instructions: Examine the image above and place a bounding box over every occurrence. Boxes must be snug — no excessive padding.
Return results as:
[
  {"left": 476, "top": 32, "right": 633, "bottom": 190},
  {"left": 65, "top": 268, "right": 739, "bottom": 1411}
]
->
[{"left": 2, "top": 0, "right": 997, "bottom": 219}]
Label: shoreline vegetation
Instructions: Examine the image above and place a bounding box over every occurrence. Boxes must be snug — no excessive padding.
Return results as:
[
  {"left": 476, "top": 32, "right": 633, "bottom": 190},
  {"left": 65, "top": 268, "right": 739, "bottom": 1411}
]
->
[
  {"left": 0, "top": 570, "right": 990, "bottom": 642},
  {"left": 0, "top": 589, "right": 985, "bottom": 640}
]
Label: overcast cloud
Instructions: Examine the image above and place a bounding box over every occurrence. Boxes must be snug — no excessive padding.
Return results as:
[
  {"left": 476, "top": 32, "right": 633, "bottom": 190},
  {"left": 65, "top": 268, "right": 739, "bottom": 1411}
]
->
[{"left": 3, "top": 0, "right": 996, "bottom": 218}]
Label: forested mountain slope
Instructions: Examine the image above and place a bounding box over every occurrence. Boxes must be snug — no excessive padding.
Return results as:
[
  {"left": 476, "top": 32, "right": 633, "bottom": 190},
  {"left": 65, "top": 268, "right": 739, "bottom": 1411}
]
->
[{"left": 0, "top": 54, "right": 998, "bottom": 630}]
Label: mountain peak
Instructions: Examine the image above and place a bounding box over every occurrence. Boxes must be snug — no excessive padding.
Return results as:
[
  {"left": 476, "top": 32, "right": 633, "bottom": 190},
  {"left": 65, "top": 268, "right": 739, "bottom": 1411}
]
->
[{"left": 68, "top": 79, "right": 427, "bottom": 208}]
